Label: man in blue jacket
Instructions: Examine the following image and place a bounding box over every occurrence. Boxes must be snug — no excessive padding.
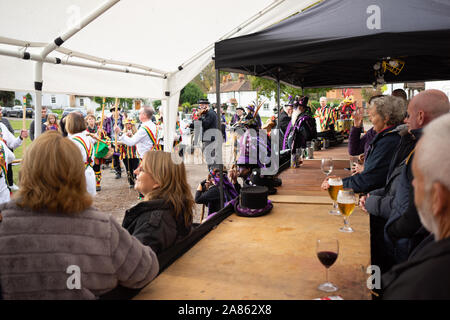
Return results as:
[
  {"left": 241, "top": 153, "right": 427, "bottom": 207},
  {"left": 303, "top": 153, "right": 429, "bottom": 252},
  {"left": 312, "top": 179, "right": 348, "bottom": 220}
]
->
[{"left": 382, "top": 113, "right": 450, "bottom": 299}]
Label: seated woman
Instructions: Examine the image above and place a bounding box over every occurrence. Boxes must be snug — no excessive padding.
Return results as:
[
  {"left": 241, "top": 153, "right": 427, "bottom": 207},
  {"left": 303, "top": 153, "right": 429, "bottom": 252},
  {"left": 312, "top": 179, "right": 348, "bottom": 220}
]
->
[
  {"left": 195, "top": 167, "right": 240, "bottom": 217},
  {"left": 0, "top": 131, "right": 159, "bottom": 299},
  {"left": 322, "top": 95, "right": 406, "bottom": 194},
  {"left": 122, "top": 150, "right": 194, "bottom": 255}
]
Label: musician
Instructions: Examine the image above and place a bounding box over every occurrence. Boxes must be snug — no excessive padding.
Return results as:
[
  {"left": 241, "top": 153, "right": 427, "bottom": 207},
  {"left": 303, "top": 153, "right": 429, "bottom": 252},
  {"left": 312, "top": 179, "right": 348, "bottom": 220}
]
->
[
  {"left": 104, "top": 106, "right": 124, "bottom": 179},
  {"left": 282, "top": 96, "right": 317, "bottom": 150},
  {"left": 230, "top": 106, "right": 246, "bottom": 127},
  {"left": 245, "top": 105, "right": 262, "bottom": 130},
  {"left": 279, "top": 102, "right": 293, "bottom": 135},
  {"left": 190, "top": 99, "right": 218, "bottom": 169}
]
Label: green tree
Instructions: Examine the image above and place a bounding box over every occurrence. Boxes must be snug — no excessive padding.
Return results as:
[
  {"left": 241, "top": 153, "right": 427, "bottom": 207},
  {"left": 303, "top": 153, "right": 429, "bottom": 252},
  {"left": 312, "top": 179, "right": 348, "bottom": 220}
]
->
[
  {"left": 179, "top": 82, "right": 205, "bottom": 105},
  {"left": 0, "top": 91, "right": 15, "bottom": 107},
  {"left": 249, "top": 76, "right": 331, "bottom": 103},
  {"left": 153, "top": 100, "right": 161, "bottom": 109},
  {"left": 25, "top": 93, "right": 33, "bottom": 107}
]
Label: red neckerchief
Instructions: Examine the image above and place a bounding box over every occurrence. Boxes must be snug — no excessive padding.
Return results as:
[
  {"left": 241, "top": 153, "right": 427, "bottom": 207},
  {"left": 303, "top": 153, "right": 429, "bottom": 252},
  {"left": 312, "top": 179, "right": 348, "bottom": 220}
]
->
[{"left": 378, "top": 125, "right": 395, "bottom": 135}]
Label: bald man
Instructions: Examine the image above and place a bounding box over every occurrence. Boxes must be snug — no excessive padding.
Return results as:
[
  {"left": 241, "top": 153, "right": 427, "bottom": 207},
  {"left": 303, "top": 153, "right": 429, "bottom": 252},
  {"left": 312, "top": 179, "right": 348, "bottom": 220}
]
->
[
  {"left": 382, "top": 113, "right": 450, "bottom": 299},
  {"left": 361, "top": 89, "right": 450, "bottom": 273}
]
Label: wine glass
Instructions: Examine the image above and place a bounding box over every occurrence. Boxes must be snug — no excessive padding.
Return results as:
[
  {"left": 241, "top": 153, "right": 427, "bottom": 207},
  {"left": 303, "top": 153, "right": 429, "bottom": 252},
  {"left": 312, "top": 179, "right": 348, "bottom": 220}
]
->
[
  {"left": 349, "top": 156, "right": 359, "bottom": 173},
  {"left": 316, "top": 239, "right": 339, "bottom": 292},
  {"left": 321, "top": 157, "right": 333, "bottom": 176},
  {"left": 337, "top": 189, "right": 358, "bottom": 233},
  {"left": 327, "top": 177, "right": 342, "bottom": 215}
]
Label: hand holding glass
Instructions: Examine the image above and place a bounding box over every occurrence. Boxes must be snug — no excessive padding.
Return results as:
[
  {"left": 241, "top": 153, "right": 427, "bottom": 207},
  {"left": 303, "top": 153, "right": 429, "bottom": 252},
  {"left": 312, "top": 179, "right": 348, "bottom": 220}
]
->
[{"left": 327, "top": 177, "right": 343, "bottom": 215}]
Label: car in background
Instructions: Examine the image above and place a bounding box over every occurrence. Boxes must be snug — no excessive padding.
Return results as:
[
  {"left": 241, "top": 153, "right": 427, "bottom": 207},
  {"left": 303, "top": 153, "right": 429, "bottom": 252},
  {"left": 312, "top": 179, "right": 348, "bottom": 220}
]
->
[
  {"left": 2, "top": 106, "right": 13, "bottom": 116},
  {"left": 7, "top": 105, "right": 34, "bottom": 118},
  {"left": 62, "top": 107, "right": 87, "bottom": 118}
]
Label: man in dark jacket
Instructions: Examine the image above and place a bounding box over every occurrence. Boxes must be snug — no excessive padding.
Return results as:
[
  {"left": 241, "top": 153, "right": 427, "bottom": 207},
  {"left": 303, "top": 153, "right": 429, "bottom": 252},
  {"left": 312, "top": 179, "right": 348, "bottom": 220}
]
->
[
  {"left": 382, "top": 113, "right": 450, "bottom": 299},
  {"left": 29, "top": 105, "right": 47, "bottom": 141},
  {"left": 193, "top": 99, "right": 218, "bottom": 170}
]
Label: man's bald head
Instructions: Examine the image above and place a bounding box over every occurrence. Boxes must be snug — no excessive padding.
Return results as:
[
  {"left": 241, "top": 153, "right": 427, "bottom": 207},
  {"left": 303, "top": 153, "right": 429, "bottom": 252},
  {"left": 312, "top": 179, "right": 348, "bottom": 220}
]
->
[{"left": 405, "top": 89, "right": 450, "bottom": 131}]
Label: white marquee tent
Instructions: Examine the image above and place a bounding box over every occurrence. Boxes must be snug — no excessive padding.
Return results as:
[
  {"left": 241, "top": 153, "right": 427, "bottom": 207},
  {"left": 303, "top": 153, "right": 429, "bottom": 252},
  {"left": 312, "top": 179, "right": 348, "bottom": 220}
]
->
[{"left": 0, "top": 0, "right": 317, "bottom": 148}]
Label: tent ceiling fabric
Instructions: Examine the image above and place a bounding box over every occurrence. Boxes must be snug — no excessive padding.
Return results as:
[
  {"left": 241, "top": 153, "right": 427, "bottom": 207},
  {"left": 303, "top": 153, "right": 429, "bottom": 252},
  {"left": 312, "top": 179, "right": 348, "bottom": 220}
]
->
[
  {"left": 0, "top": 0, "right": 319, "bottom": 98},
  {"left": 215, "top": 0, "right": 450, "bottom": 88}
]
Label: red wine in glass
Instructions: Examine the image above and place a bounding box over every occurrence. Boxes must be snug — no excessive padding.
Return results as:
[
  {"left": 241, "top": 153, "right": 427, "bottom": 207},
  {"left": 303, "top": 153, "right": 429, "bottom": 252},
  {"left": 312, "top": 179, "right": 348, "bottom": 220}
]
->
[
  {"left": 317, "top": 251, "right": 338, "bottom": 268},
  {"left": 316, "top": 239, "right": 339, "bottom": 292}
]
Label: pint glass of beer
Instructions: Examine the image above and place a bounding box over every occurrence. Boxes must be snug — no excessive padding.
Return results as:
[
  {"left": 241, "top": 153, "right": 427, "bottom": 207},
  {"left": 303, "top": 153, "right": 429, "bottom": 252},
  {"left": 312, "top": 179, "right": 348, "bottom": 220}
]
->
[
  {"left": 327, "top": 177, "right": 343, "bottom": 215},
  {"left": 337, "top": 189, "right": 357, "bottom": 232}
]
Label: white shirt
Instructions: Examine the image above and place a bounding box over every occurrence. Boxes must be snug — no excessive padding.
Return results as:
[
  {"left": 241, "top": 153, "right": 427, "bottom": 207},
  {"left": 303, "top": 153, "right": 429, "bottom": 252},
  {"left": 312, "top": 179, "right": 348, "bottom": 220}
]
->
[
  {"left": 69, "top": 132, "right": 96, "bottom": 197},
  {"left": 119, "top": 120, "right": 157, "bottom": 158},
  {"left": 0, "top": 123, "right": 23, "bottom": 150},
  {"left": 0, "top": 139, "right": 15, "bottom": 205}
]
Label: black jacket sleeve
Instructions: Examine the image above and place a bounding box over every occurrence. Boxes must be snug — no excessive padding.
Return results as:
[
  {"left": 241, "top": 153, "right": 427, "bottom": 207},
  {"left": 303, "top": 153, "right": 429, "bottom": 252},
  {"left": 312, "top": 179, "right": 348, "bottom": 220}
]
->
[
  {"left": 29, "top": 120, "right": 35, "bottom": 141},
  {"left": 195, "top": 186, "right": 220, "bottom": 205}
]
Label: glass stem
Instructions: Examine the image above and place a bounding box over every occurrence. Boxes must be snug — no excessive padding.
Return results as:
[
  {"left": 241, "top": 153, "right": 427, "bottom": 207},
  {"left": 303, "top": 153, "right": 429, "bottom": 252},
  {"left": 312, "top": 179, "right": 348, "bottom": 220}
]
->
[
  {"left": 333, "top": 201, "right": 338, "bottom": 210},
  {"left": 344, "top": 216, "right": 349, "bottom": 229},
  {"left": 325, "top": 267, "right": 329, "bottom": 283}
]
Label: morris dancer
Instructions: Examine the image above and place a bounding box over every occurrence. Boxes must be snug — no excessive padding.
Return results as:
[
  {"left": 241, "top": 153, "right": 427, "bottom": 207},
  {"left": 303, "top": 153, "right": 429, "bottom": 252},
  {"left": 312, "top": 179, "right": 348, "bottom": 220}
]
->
[
  {"left": 114, "top": 106, "right": 159, "bottom": 159},
  {"left": 0, "top": 138, "right": 15, "bottom": 204},
  {"left": 66, "top": 112, "right": 96, "bottom": 196},
  {"left": 86, "top": 114, "right": 111, "bottom": 192},
  {"left": 119, "top": 119, "right": 140, "bottom": 189},
  {"left": 104, "top": 106, "right": 124, "bottom": 179}
]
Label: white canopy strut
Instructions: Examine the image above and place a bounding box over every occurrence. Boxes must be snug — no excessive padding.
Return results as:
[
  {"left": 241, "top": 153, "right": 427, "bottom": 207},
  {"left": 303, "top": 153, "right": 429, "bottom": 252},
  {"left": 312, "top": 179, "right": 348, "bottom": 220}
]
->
[{"left": 0, "top": 0, "right": 318, "bottom": 146}]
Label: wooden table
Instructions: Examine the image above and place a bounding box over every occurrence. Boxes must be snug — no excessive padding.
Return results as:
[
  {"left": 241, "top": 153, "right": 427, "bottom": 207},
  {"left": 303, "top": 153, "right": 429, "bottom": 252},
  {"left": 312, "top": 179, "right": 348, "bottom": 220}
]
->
[{"left": 135, "top": 158, "right": 371, "bottom": 300}]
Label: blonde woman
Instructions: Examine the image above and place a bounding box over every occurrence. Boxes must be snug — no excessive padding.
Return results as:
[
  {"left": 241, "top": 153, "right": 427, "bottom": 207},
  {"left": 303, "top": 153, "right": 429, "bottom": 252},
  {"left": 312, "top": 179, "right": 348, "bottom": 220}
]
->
[
  {"left": 122, "top": 150, "right": 194, "bottom": 255},
  {"left": 0, "top": 131, "right": 159, "bottom": 299},
  {"left": 65, "top": 112, "right": 96, "bottom": 196}
]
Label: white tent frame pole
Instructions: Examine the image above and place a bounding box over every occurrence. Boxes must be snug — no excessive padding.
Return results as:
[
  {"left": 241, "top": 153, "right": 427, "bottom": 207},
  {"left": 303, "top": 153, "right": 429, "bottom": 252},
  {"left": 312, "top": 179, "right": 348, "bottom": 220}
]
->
[
  {"left": 40, "top": 0, "right": 120, "bottom": 59},
  {"left": 0, "top": 47, "right": 164, "bottom": 78},
  {"left": 34, "top": 61, "right": 43, "bottom": 138},
  {"left": 0, "top": 36, "right": 167, "bottom": 75},
  {"left": 176, "top": 0, "right": 287, "bottom": 72},
  {"left": 32, "top": 0, "right": 120, "bottom": 139}
]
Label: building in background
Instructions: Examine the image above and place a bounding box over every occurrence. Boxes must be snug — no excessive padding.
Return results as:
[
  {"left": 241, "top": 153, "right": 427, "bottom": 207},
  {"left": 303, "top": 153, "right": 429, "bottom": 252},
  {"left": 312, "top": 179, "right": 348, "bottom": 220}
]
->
[
  {"left": 14, "top": 92, "right": 101, "bottom": 111},
  {"left": 207, "top": 74, "right": 276, "bottom": 118}
]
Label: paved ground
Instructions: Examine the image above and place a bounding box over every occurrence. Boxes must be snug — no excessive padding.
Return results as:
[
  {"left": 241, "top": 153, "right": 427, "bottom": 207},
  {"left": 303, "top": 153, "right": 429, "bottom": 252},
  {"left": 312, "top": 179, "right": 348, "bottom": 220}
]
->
[{"left": 93, "top": 146, "right": 213, "bottom": 225}]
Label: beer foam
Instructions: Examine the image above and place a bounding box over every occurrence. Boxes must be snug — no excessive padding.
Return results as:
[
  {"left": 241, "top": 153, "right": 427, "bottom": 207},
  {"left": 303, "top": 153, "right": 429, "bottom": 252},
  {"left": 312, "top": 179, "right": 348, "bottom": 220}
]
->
[
  {"left": 337, "top": 196, "right": 356, "bottom": 204},
  {"left": 328, "top": 178, "right": 343, "bottom": 186}
]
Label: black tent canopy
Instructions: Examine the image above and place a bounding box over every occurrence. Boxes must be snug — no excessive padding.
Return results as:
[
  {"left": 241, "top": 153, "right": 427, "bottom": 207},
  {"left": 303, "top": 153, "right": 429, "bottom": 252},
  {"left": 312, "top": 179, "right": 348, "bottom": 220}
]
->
[{"left": 214, "top": 0, "right": 450, "bottom": 88}]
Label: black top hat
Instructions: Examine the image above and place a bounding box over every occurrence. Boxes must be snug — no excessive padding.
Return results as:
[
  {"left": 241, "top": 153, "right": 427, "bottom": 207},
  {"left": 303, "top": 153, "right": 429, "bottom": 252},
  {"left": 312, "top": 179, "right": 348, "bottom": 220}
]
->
[
  {"left": 234, "top": 185, "right": 273, "bottom": 217},
  {"left": 110, "top": 106, "right": 122, "bottom": 112},
  {"left": 197, "top": 98, "right": 210, "bottom": 105},
  {"left": 236, "top": 106, "right": 245, "bottom": 111},
  {"left": 295, "top": 96, "right": 309, "bottom": 108}
]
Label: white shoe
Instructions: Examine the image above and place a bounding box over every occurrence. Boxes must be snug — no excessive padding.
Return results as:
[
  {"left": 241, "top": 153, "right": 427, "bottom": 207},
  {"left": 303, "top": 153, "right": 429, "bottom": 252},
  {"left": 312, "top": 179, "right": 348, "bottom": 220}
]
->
[{"left": 10, "top": 184, "right": 19, "bottom": 191}]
